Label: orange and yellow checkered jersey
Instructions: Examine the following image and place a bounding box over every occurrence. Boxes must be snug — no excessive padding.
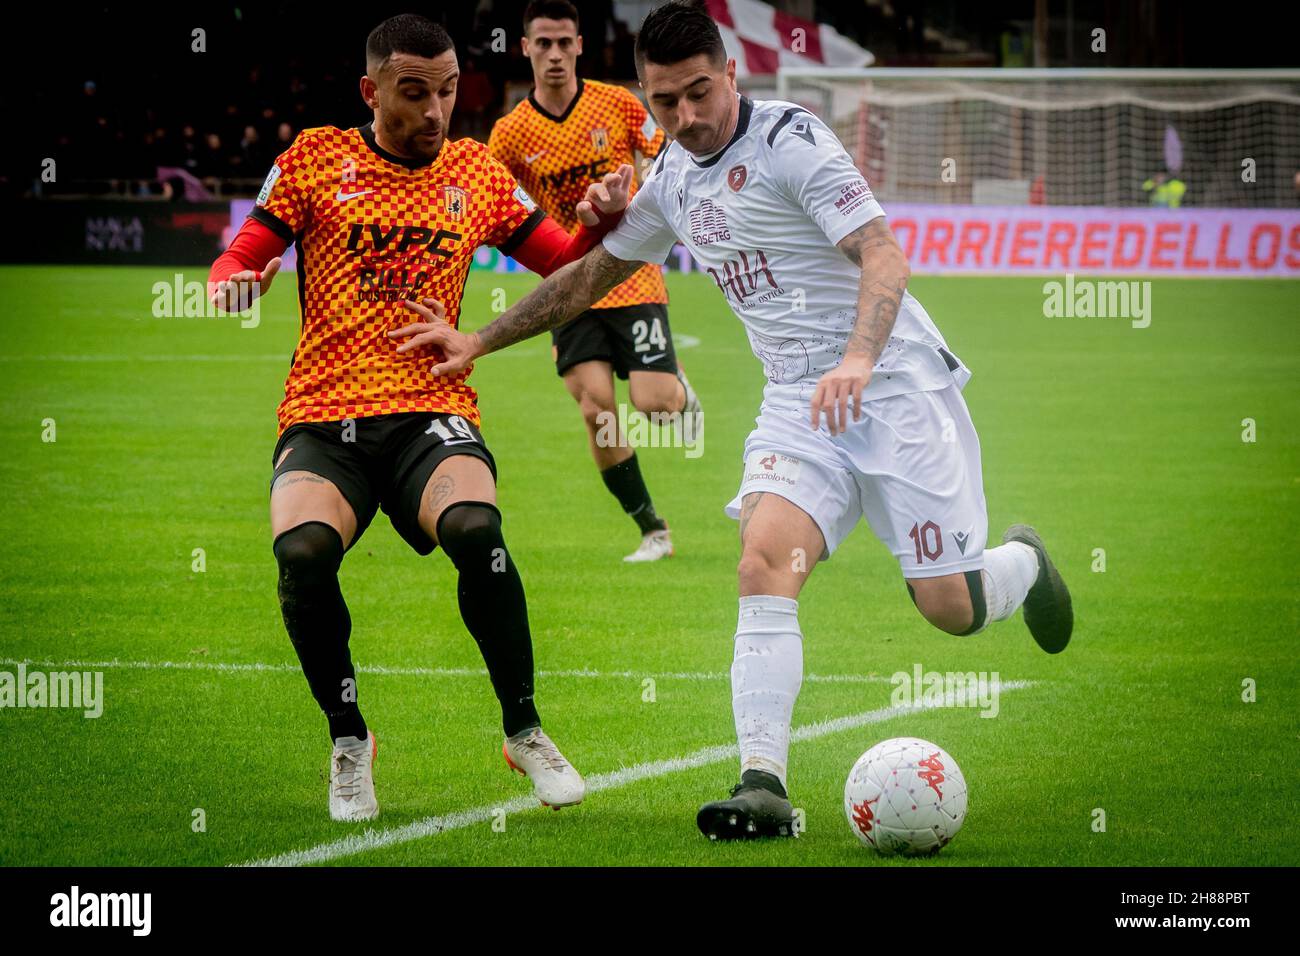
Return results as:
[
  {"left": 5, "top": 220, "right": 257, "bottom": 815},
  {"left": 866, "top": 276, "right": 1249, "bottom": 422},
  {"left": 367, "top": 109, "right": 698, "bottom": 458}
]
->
[
  {"left": 252, "top": 125, "right": 543, "bottom": 434},
  {"left": 489, "top": 79, "right": 668, "bottom": 309}
]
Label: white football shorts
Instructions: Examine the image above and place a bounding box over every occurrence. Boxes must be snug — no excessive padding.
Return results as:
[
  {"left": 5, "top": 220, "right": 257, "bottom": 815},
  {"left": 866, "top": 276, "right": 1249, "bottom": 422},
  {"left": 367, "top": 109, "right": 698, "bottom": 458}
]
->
[{"left": 725, "top": 382, "right": 988, "bottom": 578}]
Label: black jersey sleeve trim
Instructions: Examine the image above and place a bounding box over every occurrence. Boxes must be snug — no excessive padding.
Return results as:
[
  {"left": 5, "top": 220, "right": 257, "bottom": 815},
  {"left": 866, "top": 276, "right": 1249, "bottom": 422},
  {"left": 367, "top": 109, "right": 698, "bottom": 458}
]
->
[
  {"left": 496, "top": 207, "right": 547, "bottom": 256},
  {"left": 249, "top": 206, "right": 297, "bottom": 243},
  {"left": 766, "top": 106, "right": 811, "bottom": 147}
]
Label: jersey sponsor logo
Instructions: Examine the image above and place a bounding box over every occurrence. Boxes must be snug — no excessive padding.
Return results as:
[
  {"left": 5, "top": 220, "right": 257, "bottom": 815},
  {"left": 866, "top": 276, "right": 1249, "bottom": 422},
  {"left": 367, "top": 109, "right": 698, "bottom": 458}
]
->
[
  {"left": 256, "top": 164, "right": 281, "bottom": 207},
  {"left": 356, "top": 267, "right": 436, "bottom": 302},
  {"left": 727, "top": 164, "right": 747, "bottom": 192},
  {"left": 345, "top": 224, "right": 462, "bottom": 258},
  {"left": 706, "top": 249, "right": 783, "bottom": 306},
  {"left": 335, "top": 188, "right": 373, "bottom": 203},
  {"left": 443, "top": 185, "right": 467, "bottom": 221},
  {"left": 590, "top": 127, "right": 609, "bottom": 153},
  {"left": 512, "top": 185, "right": 538, "bottom": 212},
  {"left": 834, "top": 179, "right": 874, "bottom": 216},
  {"left": 688, "top": 199, "right": 731, "bottom": 246},
  {"left": 344, "top": 224, "right": 463, "bottom": 302},
  {"left": 543, "top": 159, "right": 610, "bottom": 192}
]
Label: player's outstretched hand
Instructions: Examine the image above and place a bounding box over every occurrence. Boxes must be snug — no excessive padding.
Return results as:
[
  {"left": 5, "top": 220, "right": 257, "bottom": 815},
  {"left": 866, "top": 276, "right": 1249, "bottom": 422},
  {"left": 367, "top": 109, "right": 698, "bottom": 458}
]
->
[
  {"left": 388, "top": 298, "right": 482, "bottom": 378},
  {"left": 809, "top": 356, "right": 874, "bottom": 435},
  {"left": 576, "top": 163, "right": 634, "bottom": 226},
  {"left": 209, "top": 257, "right": 281, "bottom": 312}
]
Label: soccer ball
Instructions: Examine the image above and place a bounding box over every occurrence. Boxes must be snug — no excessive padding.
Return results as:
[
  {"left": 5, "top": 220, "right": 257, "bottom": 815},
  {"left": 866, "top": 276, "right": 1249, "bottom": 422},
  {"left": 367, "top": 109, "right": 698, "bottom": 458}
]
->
[{"left": 844, "top": 737, "right": 968, "bottom": 856}]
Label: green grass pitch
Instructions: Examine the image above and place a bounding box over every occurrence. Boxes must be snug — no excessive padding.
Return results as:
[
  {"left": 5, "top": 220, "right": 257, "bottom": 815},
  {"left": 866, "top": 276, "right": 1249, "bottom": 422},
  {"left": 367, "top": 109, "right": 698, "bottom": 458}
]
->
[{"left": 0, "top": 264, "right": 1296, "bottom": 866}]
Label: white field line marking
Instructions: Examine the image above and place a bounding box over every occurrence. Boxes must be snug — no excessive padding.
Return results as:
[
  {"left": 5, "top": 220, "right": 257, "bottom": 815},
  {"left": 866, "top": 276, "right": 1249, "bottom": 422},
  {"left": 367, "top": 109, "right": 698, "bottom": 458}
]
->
[
  {"left": 0, "top": 656, "right": 893, "bottom": 685},
  {"left": 239, "top": 680, "right": 1032, "bottom": 867}
]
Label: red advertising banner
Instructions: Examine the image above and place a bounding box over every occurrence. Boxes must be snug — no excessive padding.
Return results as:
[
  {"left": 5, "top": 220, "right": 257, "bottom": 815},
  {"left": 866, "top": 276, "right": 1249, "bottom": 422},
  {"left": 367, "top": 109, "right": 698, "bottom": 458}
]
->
[{"left": 885, "top": 205, "right": 1300, "bottom": 277}]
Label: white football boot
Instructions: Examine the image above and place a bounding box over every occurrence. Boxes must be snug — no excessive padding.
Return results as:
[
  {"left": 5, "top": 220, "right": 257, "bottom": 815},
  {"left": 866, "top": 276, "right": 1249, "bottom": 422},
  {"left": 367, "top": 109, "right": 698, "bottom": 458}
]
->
[
  {"left": 329, "top": 731, "right": 379, "bottom": 822},
  {"left": 623, "top": 526, "right": 674, "bottom": 563},
  {"left": 503, "top": 727, "right": 586, "bottom": 808}
]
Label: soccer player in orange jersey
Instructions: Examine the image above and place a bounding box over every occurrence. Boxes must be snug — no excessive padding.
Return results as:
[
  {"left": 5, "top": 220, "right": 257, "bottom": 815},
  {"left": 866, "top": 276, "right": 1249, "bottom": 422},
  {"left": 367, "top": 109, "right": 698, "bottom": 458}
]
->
[
  {"left": 206, "top": 14, "right": 633, "bottom": 821},
  {"left": 488, "top": 0, "right": 702, "bottom": 563}
]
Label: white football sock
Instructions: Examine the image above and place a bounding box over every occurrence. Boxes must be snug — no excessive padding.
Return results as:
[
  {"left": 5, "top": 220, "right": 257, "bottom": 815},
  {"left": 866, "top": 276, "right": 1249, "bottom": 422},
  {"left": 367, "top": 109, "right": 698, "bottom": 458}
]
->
[
  {"left": 731, "top": 595, "right": 803, "bottom": 791},
  {"left": 976, "top": 542, "right": 1040, "bottom": 631}
]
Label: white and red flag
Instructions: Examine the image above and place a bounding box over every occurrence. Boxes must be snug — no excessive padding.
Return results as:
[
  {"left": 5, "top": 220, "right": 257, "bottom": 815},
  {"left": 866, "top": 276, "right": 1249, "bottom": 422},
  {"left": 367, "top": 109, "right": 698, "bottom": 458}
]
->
[{"left": 704, "top": 0, "right": 874, "bottom": 77}]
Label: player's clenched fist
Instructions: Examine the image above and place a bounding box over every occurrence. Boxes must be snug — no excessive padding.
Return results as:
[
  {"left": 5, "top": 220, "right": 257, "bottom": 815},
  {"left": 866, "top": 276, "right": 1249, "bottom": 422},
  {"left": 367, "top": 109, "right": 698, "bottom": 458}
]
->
[
  {"left": 388, "top": 298, "right": 483, "bottom": 378},
  {"left": 575, "top": 163, "right": 633, "bottom": 226},
  {"left": 208, "top": 256, "right": 281, "bottom": 312},
  {"left": 810, "top": 355, "right": 874, "bottom": 436}
]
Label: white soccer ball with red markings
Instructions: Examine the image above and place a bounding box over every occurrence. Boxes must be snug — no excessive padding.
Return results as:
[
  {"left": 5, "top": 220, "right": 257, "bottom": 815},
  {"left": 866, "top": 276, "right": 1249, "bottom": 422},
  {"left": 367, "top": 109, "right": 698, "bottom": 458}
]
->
[{"left": 844, "top": 737, "right": 968, "bottom": 856}]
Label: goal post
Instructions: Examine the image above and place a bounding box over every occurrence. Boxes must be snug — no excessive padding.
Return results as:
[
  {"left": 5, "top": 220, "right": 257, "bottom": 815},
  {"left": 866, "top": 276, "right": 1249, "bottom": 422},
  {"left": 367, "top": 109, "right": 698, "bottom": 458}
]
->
[{"left": 774, "top": 68, "right": 1300, "bottom": 208}]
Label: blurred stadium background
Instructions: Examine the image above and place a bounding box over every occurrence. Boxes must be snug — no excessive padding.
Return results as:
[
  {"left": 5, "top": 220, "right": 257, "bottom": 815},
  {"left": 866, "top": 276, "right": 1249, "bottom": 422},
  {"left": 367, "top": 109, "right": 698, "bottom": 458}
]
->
[{"left": 4, "top": 0, "right": 1298, "bottom": 268}]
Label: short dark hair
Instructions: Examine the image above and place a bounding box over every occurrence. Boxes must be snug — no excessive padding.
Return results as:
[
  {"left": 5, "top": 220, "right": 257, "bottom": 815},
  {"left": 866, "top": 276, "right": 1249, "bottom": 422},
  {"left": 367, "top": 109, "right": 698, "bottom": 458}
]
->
[
  {"left": 365, "top": 14, "right": 454, "bottom": 71},
  {"left": 635, "top": 0, "right": 726, "bottom": 74},
  {"left": 524, "top": 0, "right": 580, "bottom": 35}
]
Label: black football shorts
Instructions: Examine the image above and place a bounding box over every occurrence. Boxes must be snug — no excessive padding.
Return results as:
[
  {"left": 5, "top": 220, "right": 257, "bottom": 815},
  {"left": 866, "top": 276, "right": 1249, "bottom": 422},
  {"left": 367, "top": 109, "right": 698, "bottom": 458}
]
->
[
  {"left": 270, "top": 412, "right": 496, "bottom": 555},
  {"left": 551, "top": 303, "right": 678, "bottom": 379}
]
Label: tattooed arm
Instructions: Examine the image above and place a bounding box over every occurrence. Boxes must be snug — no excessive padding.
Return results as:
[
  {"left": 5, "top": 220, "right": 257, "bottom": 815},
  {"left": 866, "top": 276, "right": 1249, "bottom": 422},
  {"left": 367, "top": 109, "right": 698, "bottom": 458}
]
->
[
  {"left": 808, "top": 216, "right": 911, "bottom": 434},
  {"left": 386, "top": 244, "right": 642, "bottom": 376}
]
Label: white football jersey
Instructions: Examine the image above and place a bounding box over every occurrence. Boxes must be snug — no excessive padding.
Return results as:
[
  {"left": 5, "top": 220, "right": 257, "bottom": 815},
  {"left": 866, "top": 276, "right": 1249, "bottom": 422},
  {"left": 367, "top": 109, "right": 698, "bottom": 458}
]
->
[{"left": 603, "top": 96, "right": 968, "bottom": 411}]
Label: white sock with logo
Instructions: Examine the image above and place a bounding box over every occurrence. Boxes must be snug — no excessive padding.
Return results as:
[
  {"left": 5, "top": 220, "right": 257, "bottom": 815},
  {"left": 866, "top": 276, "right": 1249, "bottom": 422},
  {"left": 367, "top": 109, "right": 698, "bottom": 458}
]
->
[
  {"left": 731, "top": 595, "right": 803, "bottom": 791},
  {"left": 977, "top": 543, "right": 1040, "bottom": 630}
]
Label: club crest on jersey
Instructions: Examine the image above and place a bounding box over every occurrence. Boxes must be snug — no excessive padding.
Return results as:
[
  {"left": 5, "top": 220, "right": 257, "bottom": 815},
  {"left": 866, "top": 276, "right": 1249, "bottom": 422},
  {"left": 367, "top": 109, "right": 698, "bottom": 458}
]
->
[
  {"left": 727, "top": 164, "right": 747, "bottom": 192},
  {"left": 443, "top": 186, "right": 467, "bottom": 221},
  {"left": 590, "top": 127, "right": 609, "bottom": 153}
]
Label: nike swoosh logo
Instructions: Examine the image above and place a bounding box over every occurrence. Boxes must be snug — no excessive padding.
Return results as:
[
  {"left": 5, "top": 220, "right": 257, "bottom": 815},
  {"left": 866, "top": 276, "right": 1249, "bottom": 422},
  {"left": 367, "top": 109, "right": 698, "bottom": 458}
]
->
[
  {"left": 335, "top": 189, "right": 373, "bottom": 202},
  {"left": 524, "top": 151, "right": 547, "bottom": 164},
  {"left": 641, "top": 353, "right": 666, "bottom": 364},
  {"left": 441, "top": 439, "right": 476, "bottom": 445}
]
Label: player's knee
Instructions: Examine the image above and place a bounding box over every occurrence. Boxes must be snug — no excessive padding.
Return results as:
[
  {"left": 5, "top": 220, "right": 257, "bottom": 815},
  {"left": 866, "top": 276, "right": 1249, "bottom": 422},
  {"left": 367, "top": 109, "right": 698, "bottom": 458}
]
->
[
  {"left": 436, "top": 501, "right": 505, "bottom": 568},
  {"left": 273, "top": 521, "right": 344, "bottom": 578},
  {"left": 737, "top": 548, "right": 787, "bottom": 593},
  {"left": 630, "top": 380, "right": 677, "bottom": 415},
  {"left": 908, "top": 577, "right": 975, "bottom": 635},
  {"left": 576, "top": 389, "right": 615, "bottom": 428}
]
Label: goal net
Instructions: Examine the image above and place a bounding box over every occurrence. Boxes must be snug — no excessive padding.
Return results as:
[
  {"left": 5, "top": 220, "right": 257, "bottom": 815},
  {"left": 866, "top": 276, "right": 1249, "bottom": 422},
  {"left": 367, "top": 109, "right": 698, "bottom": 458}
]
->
[{"left": 774, "top": 68, "right": 1300, "bottom": 208}]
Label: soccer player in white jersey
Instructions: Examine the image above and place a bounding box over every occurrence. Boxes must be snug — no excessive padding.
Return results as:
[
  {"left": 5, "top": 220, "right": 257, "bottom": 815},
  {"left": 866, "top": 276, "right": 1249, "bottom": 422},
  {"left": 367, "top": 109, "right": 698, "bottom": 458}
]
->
[{"left": 392, "top": 0, "right": 1073, "bottom": 840}]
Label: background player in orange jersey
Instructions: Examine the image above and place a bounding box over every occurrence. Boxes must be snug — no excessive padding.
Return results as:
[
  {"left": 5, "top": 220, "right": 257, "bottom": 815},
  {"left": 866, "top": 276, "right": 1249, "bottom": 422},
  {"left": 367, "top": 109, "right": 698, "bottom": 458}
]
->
[
  {"left": 488, "top": 0, "right": 702, "bottom": 564},
  {"left": 206, "top": 14, "right": 634, "bottom": 822}
]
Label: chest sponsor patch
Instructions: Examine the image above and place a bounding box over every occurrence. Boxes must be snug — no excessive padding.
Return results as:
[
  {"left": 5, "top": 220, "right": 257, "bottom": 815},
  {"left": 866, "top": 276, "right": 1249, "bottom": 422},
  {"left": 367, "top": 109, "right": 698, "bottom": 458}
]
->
[{"left": 743, "top": 450, "right": 802, "bottom": 488}]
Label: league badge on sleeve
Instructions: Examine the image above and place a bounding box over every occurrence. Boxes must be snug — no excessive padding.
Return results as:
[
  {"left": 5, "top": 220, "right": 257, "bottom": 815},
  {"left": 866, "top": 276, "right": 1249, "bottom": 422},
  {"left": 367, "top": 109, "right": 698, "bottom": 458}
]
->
[
  {"left": 256, "top": 164, "right": 281, "bottom": 207},
  {"left": 512, "top": 185, "right": 537, "bottom": 213}
]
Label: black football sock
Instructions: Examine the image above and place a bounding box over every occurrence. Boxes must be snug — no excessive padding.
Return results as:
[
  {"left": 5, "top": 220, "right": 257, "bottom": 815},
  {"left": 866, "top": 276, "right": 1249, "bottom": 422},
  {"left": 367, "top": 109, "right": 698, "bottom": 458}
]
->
[
  {"left": 600, "top": 453, "right": 667, "bottom": 534},
  {"left": 436, "top": 502, "right": 541, "bottom": 737},
  {"left": 273, "top": 521, "right": 367, "bottom": 743}
]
